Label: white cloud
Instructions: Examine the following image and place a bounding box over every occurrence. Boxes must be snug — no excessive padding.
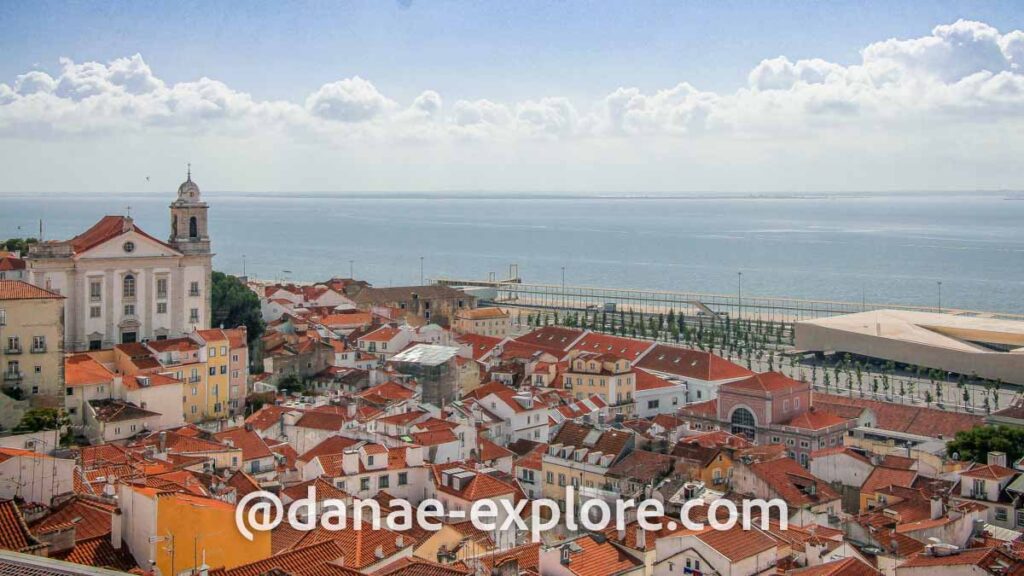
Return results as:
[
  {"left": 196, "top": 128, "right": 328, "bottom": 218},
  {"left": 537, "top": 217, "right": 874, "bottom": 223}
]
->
[
  {"left": 3, "top": 18, "right": 1024, "bottom": 179},
  {"left": 305, "top": 76, "right": 396, "bottom": 122}
]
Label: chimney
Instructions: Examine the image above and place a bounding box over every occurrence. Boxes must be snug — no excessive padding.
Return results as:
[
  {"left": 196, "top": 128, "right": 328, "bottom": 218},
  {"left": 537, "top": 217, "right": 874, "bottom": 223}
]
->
[
  {"left": 342, "top": 449, "right": 360, "bottom": 475},
  {"left": 560, "top": 546, "right": 571, "bottom": 565},
  {"left": 930, "top": 496, "right": 944, "bottom": 520},
  {"left": 987, "top": 451, "right": 1007, "bottom": 468},
  {"left": 347, "top": 401, "right": 357, "bottom": 419},
  {"left": 158, "top": 431, "right": 167, "bottom": 453},
  {"left": 806, "top": 537, "right": 825, "bottom": 566},
  {"left": 636, "top": 528, "right": 646, "bottom": 549},
  {"left": 111, "top": 507, "right": 123, "bottom": 550},
  {"left": 406, "top": 445, "right": 424, "bottom": 467}
]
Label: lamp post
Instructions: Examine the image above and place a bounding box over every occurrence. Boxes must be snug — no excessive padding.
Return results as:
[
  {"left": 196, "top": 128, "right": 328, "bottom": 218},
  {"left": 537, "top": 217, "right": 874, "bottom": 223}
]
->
[
  {"left": 737, "top": 271, "right": 743, "bottom": 320},
  {"left": 937, "top": 281, "right": 943, "bottom": 312},
  {"left": 420, "top": 256, "right": 424, "bottom": 285},
  {"left": 349, "top": 259, "right": 354, "bottom": 279},
  {"left": 561, "top": 266, "right": 566, "bottom": 310}
]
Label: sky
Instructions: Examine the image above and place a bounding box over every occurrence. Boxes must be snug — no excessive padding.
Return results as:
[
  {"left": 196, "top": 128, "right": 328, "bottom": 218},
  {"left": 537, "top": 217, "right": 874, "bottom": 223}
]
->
[{"left": 2, "top": 0, "right": 1024, "bottom": 193}]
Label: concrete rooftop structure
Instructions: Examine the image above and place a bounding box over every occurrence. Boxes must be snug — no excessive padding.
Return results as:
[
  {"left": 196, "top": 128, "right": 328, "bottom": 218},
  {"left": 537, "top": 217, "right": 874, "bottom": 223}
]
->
[{"left": 795, "top": 309, "right": 1024, "bottom": 385}]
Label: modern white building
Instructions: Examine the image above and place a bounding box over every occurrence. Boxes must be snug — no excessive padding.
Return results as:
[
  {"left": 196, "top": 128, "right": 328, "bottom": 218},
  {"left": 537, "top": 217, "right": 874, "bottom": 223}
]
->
[{"left": 26, "top": 170, "right": 212, "bottom": 351}]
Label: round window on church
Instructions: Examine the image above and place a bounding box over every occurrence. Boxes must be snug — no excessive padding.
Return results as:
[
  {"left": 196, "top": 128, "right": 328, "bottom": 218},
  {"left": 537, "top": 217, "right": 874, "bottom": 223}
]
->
[{"left": 123, "top": 241, "right": 135, "bottom": 253}]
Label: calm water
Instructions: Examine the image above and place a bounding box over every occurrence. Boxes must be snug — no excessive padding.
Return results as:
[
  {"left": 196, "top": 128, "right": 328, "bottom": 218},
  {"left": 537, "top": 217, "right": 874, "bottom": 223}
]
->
[{"left": 2, "top": 192, "right": 1022, "bottom": 314}]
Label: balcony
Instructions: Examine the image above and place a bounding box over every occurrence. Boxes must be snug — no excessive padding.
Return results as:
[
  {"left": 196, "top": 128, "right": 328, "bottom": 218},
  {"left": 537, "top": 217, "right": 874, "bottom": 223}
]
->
[
  {"left": 30, "top": 345, "right": 46, "bottom": 354},
  {"left": 189, "top": 289, "right": 201, "bottom": 297},
  {"left": 3, "top": 372, "right": 23, "bottom": 382},
  {"left": 4, "top": 345, "right": 21, "bottom": 354}
]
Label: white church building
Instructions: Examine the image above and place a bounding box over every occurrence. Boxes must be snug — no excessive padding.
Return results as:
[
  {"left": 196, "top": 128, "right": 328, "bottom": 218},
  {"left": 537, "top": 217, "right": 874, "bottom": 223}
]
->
[{"left": 26, "top": 170, "right": 213, "bottom": 352}]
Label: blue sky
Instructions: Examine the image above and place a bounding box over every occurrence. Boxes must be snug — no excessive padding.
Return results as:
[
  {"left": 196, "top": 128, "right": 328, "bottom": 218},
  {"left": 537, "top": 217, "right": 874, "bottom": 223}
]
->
[
  {"left": 5, "top": 1, "right": 1022, "bottom": 101},
  {"left": 2, "top": 1, "right": 1024, "bottom": 192}
]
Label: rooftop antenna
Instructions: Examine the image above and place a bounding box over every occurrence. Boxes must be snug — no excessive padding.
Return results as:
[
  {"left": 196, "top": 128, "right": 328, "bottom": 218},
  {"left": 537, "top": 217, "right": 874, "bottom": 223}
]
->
[{"left": 187, "top": 162, "right": 192, "bottom": 182}]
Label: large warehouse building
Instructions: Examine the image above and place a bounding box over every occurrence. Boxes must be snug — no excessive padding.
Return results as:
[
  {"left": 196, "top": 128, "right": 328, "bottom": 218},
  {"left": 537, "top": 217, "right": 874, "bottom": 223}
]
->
[{"left": 794, "top": 309, "right": 1024, "bottom": 385}]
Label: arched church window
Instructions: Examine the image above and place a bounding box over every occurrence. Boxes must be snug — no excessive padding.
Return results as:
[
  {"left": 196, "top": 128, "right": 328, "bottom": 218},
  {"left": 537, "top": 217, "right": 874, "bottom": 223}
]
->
[
  {"left": 730, "top": 407, "right": 756, "bottom": 439},
  {"left": 123, "top": 275, "right": 136, "bottom": 298},
  {"left": 189, "top": 216, "right": 198, "bottom": 238}
]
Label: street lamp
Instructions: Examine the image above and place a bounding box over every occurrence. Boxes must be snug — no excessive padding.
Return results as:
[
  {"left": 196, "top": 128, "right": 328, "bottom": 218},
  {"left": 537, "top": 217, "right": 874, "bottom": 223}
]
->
[
  {"left": 349, "top": 259, "right": 354, "bottom": 279},
  {"left": 737, "top": 272, "right": 743, "bottom": 319},
  {"left": 937, "top": 281, "right": 943, "bottom": 312},
  {"left": 561, "top": 266, "right": 566, "bottom": 310},
  {"left": 420, "top": 256, "right": 424, "bottom": 285}
]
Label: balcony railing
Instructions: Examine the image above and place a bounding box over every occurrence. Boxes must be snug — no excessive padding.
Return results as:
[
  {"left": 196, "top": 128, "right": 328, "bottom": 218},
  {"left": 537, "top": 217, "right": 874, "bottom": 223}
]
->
[
  {"left": 30, "top": 345, "right": 46, "bottom": 354},
  {"left": 4, "top": 345, "right": 21, "bottom": 354},
  {"left": 3, "top": 372, "right": 23, "bottom": 382}
]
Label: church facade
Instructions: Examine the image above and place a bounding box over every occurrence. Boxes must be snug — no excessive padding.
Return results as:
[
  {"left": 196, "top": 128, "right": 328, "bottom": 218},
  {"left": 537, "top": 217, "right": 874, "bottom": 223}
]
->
[{"left": 27, "top": 172, "right": 212, "bottom": 352}]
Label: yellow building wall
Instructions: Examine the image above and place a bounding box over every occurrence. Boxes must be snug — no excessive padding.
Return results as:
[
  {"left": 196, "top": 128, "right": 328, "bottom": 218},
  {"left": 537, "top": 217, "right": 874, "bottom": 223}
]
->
[
  {"left": 203, "top": 337, "right": 230, "bottom": 418},
  {"left": 171, "top": 362, "right": 208, "bottom": 423},
  {"left": 414, "top": 525, "right": 494, "bottom": 563},
  {"left": 155, "top": 494, "right": 271, "bottom": 575}
]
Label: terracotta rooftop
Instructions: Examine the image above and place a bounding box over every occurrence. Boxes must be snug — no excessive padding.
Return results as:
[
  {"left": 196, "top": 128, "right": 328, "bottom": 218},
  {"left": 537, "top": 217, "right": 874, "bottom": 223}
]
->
[
  {"left": 65, "top": 354, "right": 114, "bottom": 387},
  {"left": 787, "top": 557, "right": 880, "bottom": 576},
  {"left": 748, "top": 457, "right": 840, "bottom": 507},
  {"left": 724, "top": 371, "right": 808, "bottom": 395},
  {"left": 0, "top": 280, "right": 63, "bottom": 300},
  {"left": 513, "top": 326, "right": 585, "bottom": 354},
  {"left": 637, "top": 344, "right": 754, "bottom": 381},
  {"left": 861, "top": 466, "right": 917, "bottom": 495},
  {"left": 456, "top": 307, "right": 508, "bottom": 320},
  {"left": 213, "top": 427, "right": 273, "bottom": 462},
  {"left": 67, "top": 215, "right": 174, "bottom": 254},
  {"left": 0, "top": 500, "right": 45, "bottom": 554},
  {"left": 570, "top": 332, "right": 655, "bottom": 361},
  {"left": 813, "top": 392, "right": 982, "bottom": 439},
  {"left": 558, "top": 533, "right": 643, "bottom": 576}
]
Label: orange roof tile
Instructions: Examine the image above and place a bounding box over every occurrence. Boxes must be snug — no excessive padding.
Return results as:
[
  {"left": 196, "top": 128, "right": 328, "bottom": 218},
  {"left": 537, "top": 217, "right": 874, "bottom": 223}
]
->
[
  {"left": 65, "top": 354, "right": 115, "bottom": 387},
  {"left": 637, "top": 344, "right": 753, "bottom": 381},
  {"left": 0, "top": 280, "right": 63, "bottom": 300},
  {"left": 725, "top": 371, "right": 807, "bottom": 395}
]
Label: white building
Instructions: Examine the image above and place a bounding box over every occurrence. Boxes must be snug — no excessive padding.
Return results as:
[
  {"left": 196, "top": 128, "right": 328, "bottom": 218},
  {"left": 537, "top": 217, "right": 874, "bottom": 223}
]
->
[{"left": 26, "top": 170, "right": 212, "bottom": 351}]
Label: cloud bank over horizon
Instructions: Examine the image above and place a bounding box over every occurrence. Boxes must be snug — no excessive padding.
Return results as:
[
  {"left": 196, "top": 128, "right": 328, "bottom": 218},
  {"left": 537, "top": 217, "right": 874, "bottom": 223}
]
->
[{"left": 3, "top": 19, "right": 1024, "bottom": 192}]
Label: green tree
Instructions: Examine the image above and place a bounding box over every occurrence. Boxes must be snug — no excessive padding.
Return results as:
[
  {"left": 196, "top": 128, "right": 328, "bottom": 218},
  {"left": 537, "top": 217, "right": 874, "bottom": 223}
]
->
[
  {"left": 946, "top": 425, "right": 1024, "bottom": 463},
  {"left": 1, "top": 237, "right": 38, "bottom": 255},
  {"left": 211, "top": 271, "right": 264, "bottom": 345},
  {"left": 15, "top": 408, "right": 68, "bottom": 433}
]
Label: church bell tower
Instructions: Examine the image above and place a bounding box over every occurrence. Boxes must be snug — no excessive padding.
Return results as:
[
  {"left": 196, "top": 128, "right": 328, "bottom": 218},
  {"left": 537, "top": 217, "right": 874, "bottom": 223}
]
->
[{"left": 169, "top": 164, "right": 211, "bottom": 255}]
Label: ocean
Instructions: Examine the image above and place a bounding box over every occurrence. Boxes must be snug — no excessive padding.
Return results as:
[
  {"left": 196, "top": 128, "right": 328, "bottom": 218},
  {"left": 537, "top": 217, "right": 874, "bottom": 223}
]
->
[{"left": 1, "top": 191, "right": 1022, "bottom": 314}]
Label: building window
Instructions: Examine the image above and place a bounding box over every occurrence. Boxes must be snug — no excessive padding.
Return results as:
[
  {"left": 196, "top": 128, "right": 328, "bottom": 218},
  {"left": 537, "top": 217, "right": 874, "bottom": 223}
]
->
[
  {"left": 90, "top": 306, "right": 101, "bottom": 318},
  {"left": 156, "top": 278, "right": 168, "bottom": 299},
  {"left": 90, "top": 280, "right": 102, "bottom": 301},
  {"left": 157, "top": 302, "right": 167, "bottom": 314},
  {"left": 6, "top": 336, "right": 20, "bottom": 353},
  {"left": 0, "top": 310, "right": 5, "bottom": 326},
  {"left": 648, "top": 399, "right": 660, "bottom": 409},
  {"left": 379, "top": 475, "right": 390, "bottom": 489},
  {"left": 398, "top": 472, "right": 408, "bottom": 486},
  {"left": 89, "top": 339, "right": 102, "bottom": 351},
  {"left": 124, "top": 304, "right": 135, "bottom": 317},
  {"left": 189, "top": 216, "right": 198, "bottom": 238},
  {"left": 360, "top": 477, "right": 370, "bottom": 491},
  {"left": 32, "top": 336, "right": 45, "bottom": 352},
  {"left": 190, "top": 281, "right": 200, "bottom": 297},
  {"left": 730, "top": 407, "right": 756, "bottom": 439},
  {"left": 123, "top": 275, "right": 136, "bottom": 298},
  {"left": 996, "top": 507, "right": 1008, "bottom": 522}
]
